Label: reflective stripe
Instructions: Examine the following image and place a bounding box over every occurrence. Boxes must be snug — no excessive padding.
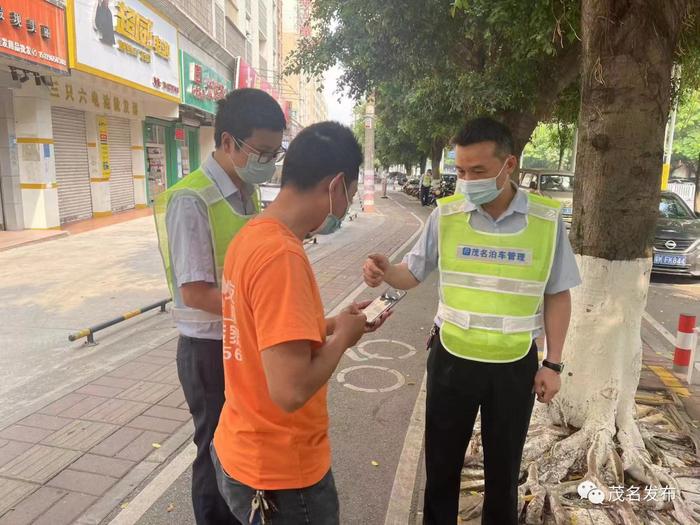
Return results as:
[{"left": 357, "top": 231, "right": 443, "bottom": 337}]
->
[
  {"left": 528, "top": 201, "right": 559, "bottom": 222},
  {"left": 438, "top": 302, "right": 543, "bottom": 334},
  {"left": 676, "top": 331, "right": 698, "bottom": 351},
  {"left": 439, "top": 199, "right": 466, "bottom": 216},
  {"left": 441, "top": 271, "right": 546, "bottom": 296},
  {"left": 199, "top": 184, "right": 225, "bottom": 206},
  {"left": 171, "top": 307, "right": 222, "bottom": 323}
]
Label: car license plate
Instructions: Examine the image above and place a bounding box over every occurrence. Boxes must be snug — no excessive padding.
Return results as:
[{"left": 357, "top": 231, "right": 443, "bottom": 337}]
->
[
  {"left": 562, "top": 207, "right": 572, "bottom": 215},
  {"left": 654, "top": 254, "right": 686, "bottom": 267}
]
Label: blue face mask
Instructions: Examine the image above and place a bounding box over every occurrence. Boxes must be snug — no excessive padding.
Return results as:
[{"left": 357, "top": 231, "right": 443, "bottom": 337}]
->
[
  {"left": 231, "top": 137, "right": 279, "bottom": 185},
  {"left": 456, "top": 161, "right": 507, "bottom": 205},
  {"left": 314, "top": 178, "right": 350, "bottom": 236},
  {"left": 233, "top": 154, "right": 277, "bottom": 185}
]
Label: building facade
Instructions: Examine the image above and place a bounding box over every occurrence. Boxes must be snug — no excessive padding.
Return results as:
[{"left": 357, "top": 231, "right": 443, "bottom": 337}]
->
[
  {"left": 281, "top": 0, "right": 327, "bottom": 143},
  {"left": 0, "top": 0, "right": 283, "bottom": 232}
]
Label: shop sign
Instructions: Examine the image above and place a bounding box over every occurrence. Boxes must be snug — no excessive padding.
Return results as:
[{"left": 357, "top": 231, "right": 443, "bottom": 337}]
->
[
  {"left": 67, "top": 0, "right": 180, "bottom": 102},
  {"left": 174, "top": 126, "right": 185, "bottom": 141},
  {"left": 180, "top": 51, "right": 231, "bottom": 115},
  {"left": 48, "top": 76, "right": 143, "bottom": 119},
  {"left": 97, "top": 116, "right": 111, "bottom": 179},
  {"left": 0, "top": 0, "right": 68, "bottom": 72},
  {"left": 237, "top": 58, "right": 281, "bottom": 103}
]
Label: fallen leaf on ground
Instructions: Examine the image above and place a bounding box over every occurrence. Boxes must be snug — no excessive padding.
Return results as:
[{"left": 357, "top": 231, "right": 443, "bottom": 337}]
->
[
  {"left": 166, "top": 504, "right": 174, "bottom": 512},
  {"left": 152, "top": 443, "right": 161, "bottom": 448},
  {"left": 371, "top": 460, "right": 379, "bottom": 467}
]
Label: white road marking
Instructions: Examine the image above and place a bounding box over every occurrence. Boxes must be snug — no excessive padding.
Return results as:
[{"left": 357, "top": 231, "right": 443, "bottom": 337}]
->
[
  {"left": 336, "top": 365, "right": 406, "bottom": 393},
  {"left": 642, "top": 310, "right": 676, "bottom": 346},
  {"left": 356, "top": 339, "right": 417, "bottom": 360},
  {"left": 107, "top": 442, "right": 196, "bottom": 525}
]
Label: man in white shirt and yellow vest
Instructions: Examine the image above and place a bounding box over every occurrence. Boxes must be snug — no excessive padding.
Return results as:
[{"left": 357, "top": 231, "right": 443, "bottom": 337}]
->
[
  {"left": 363, "top": 118, "right": 580, "bottom": 524},
  {"left": 154, "top": 88, "right": 286, "bottom": 524}
]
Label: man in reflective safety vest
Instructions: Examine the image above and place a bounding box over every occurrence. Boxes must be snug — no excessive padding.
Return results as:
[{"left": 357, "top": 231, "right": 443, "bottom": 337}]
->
[
  {"left": 363, "top": 118, "right": 581, "bottom": 525},
  {"left": 421, "top": 168, "right": 433, "bottom": 206},
  {"left": 154, "top": 89, "right": 286, "bottom": 525}
]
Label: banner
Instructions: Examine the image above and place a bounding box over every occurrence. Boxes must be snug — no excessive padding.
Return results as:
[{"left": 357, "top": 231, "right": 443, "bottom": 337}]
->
[{"left": 180, "top": 51, "right": 232, "bottom": 114}]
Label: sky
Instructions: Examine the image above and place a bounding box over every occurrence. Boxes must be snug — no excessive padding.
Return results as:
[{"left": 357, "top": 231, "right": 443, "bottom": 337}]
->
[{"left": 324, "top": 65, "right": 355, "bottom": 125}]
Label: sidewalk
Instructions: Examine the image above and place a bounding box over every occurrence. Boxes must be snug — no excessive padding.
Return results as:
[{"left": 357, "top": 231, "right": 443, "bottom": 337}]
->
[
  {"left": 0, "top": 192, "right": 422, "bottom": 525},
  {"left": 0, "top": 208, "right": 152, "bottom": 252}
]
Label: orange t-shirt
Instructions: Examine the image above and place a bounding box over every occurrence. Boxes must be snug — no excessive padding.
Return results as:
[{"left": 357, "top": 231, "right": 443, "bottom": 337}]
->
[{"left": 213, "top": 217, "right": 329, "bottom": 490}]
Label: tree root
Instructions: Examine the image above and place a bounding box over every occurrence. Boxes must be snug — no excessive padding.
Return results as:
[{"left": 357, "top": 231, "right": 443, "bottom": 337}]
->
[{"left": 460, "top": 394, "right": 700, "bottom": 524}]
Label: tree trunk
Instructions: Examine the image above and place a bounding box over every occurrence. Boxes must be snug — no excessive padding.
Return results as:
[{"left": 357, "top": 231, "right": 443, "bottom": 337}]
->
[
  {"left": 403, "top": 163, "right": 412, "bottom": 177},
  {"left": 430, "top": 138, "right": 446, "bottom": 178},
  {"left": 420, "top": 156, "right": 427, "bottom": 175},
  {"left": 551, "top": 0, "right": 689, "bottom": 499}
]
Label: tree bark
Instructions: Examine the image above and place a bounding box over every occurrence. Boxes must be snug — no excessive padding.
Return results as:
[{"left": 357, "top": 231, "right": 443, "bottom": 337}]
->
[
  {"left": 553, "top": 0, "right": 689, "bottom": 492},
  {"left": 430, "top": 138, "right": 447, "bottom": 178}
]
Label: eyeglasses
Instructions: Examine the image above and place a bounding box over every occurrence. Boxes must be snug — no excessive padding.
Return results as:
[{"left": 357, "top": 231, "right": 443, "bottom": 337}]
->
[{"left": 234, "top": 137, "right": 286, "bottom": 165}]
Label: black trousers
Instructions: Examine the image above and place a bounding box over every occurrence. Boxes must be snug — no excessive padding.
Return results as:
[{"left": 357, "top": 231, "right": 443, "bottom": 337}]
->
[
  {"left": 420, "top": 185, "right": 431, "bottom": 205},
  {"left": 176, "top": 336, "right": 241, "bottom": 525},
  {"left": 423, "top": 330, "right": 538, "bottom": 525}
]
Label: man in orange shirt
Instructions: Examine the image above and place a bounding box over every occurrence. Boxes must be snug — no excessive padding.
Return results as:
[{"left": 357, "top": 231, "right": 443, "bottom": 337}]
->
[{"left": 211, "top": 122, "right": 389, "bottom": 523}]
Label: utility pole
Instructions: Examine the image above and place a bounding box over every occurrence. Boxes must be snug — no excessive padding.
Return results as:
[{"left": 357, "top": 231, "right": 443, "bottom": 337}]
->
[{"left": 363, "top": 94, "right": 376, "bottom": 213}]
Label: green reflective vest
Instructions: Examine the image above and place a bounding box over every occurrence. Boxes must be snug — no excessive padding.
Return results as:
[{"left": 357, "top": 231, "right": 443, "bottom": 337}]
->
[
  {"left": 422, "top": 174, "right": 432, "bottom": 187},
  {"left": 437, "top": 192, "right": 559, "bottom": 362},
  {"left": 154, "top": 167, "right": 259, "bottom": 321}
]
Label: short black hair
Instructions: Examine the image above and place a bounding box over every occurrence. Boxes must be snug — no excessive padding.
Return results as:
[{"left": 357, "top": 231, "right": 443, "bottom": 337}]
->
[
  {"left": 214, "top": 88, "right": 286, "bottom": 148},
  {"left": 281, "top": 121, "right": 363, "bottom": 191},
  {"left": 452, "top": 117, "right": 514, "bottom": 158}
]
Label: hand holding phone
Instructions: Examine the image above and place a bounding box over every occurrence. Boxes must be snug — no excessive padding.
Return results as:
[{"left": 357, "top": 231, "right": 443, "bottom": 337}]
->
[{"left": 362, "top": 288, "right": 407, "bottom": 325}]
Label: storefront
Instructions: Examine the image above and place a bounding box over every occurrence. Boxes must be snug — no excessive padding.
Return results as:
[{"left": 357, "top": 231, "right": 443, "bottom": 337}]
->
[
  {"left": 143, "top": 118, "right": 200, "bottom": 204},
  {"left": 63, "top": 0, "right": 180, "bottom": 219},
  {"left": 0, "top": 0, "right": 69, "bottom": 231}
]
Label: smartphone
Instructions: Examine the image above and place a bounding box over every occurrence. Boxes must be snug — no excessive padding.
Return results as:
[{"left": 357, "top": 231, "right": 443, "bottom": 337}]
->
[{"left": 363, "top": 288, "right": 407, "bottom": 325}]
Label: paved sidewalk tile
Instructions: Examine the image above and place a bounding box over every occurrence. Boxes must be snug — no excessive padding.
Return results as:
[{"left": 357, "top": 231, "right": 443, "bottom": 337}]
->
[
  {"left": 0, "top": 478, "right": 38, "bottom": 516},
  {"left": 75, "top": 384, "right": 125, "bottom": 398},
  {"left": 52, "top": 396, "right": 108, "bottom": 419},
  {"left": 0, "top": 426, "right": 54, "bottom": 444},
  {"left": 41, "top": 420, "right": 118, "bottom": 452},
  {"left": 115, "top": 430, "right": 169, "bottom": 462},
  {"left": 70, "top": 454, "right": 135, "bottom": 478},
  {"left": 143, "top": 405, "right": 191, "bottom": 422},
  {"left": 0, "top": 486, "right": 66, "bottom": 525},
  {"left": 16, "top": 414, "right": 73, "bottom": 432},
  {"left": 117, "top": 381, "right": 176, "bottom": 404},
  {"left": 0, "top": 441, "right": 33, "bottom": 469},
  {"left": 158, "top": 388, "right": 186, "bottom": 408},
  {"left": 109, "top": 362, "right": 163, "bottom": 380},
  {"left": 32, "top": 492, "right": 96, "bottom": 525},
  {"left": 82, "top": 398, "right": 149, "bottom": 425},
  {"left": 127, "top": 415, "right": 182, "bottom": 434},
  {"left": 47, "top": 469, "right": 117, "bottom": 496},
  {"left": 0, "top": 445, "right": 80, "bottom": 483},
  {"left": 89, "top": 427, "right": 144, "bottom": 457},
  {"left": 90, "top": 376, "right": 139, "bottom": 390}
]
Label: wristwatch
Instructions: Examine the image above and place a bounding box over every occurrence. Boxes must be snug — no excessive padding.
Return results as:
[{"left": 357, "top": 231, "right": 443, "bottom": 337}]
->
[{"left": 542, "top": 360, "right": 565, "bottom": 373}]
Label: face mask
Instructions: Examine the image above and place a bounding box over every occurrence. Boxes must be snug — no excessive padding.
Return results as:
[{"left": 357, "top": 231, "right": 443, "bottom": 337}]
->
[
  {"left": 232, "top": 153, "right": 277, "bottom": 185},
  {"left": 314, "top": 178, "right": 350, "bottom": 236},
  {"left": 456, "top": 161, "right": 508, "bottom": 205}
]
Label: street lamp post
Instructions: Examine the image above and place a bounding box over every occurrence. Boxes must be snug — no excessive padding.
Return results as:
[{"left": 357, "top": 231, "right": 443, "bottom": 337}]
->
[{"left": 363, "top": 95, "right": 376, "bottom": 213}]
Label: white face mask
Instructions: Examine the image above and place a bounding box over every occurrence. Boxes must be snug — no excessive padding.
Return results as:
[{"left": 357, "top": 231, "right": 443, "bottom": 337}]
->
[{"left": 456, "top": 161, "right": 507, "bottom": 205}]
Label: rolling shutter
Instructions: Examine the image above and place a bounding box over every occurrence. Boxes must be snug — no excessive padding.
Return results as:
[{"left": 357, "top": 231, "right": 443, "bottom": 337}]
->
[
  {"left": 107, "top": 116, "right": 134, "bottom": 212},
  {"left": 52, "top": 107, "right": 92, "bottom": 223}
]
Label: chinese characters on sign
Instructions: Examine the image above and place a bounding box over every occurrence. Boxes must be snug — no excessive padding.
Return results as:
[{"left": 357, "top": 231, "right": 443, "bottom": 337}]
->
[
  {"left": 114, "top": 1, "right": 171, "bottom": 62},
  {"left": 48, "top": 78, "right": 141, "bottom": 118},
  {"left": 97, "top": 117, "right": 111, "bottom": 179},
  {"left": 458, "top": 245, "right": 532, "bottom": 265},
  {"left": 0, "top": 0, "right": 68, "bottom": 71},
  {"left": 180, "top": 51, "right": 231, "bottom": 114}
]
